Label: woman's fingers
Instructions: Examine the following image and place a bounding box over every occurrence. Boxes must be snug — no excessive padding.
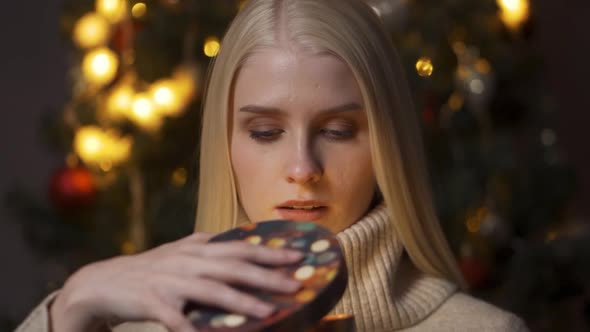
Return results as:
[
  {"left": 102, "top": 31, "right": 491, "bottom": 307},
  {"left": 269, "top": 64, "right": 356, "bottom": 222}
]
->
[
  {"left": 198, "top": 241, "right": 304, "bottom": 265},
  {"left": 146, "top": 300, "right": 196, "bottom": 332},
  {"left": 167, "top": 277, "right": 277, "bottom": 319},
  {"left": 168, "top": 256, "right": 301, "bottom": 294}
]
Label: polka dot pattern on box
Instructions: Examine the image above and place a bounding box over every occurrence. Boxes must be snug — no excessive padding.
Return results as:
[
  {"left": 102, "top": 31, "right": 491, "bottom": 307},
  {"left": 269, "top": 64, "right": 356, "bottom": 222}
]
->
[{"left": 184, "top": 220, "right": 348, "bottom": 332}]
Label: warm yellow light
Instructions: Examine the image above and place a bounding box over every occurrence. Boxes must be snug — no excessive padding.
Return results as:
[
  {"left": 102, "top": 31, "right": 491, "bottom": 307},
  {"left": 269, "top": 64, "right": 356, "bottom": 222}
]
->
[
  {"left": 130, "top": 93, "right": 161, "bottom": 130},
  {"left": 106, "top": 134, "right": 133, "bottom": 164},
  {"left": 121, "top": 240, "right": 137, "bottom": 255},
  {"left": 465, "top": 208, "right": 488, "bottom": 234},
  {"left": 475, "top": 58, "right": 492, "bottom": 74},
  {"left": 100, "top": 161, "right": 113, "bottom": 172},
  {"left": 133, "top": 95, "right": 152, "bottom": 116},
  {"left": 171, "top": 167, "right": 187, "bottom": 187},
  {"left": 466, "top": 216, "right": 481, "bottom": 233},
  {"left": 416, "top": 57, "right": 434, "bottom": 77},
  {"left": 497, "top": 0, "right": 529, "bottom": 30},
  {"left": 150, "top": 79, "right": 186, "bottom": 116},
  {"left": 82, "top": 47, "right": 119, "bottom": 86},
  {"left": 173, "top": 65, "right": 197, "bottom": 101},
  {"left": 154, "top": 86, "right": 173, "bottom": 106},
  {"left": 73, "top": 13, "right": 110, "bottom": 49},
  {"left": 96, "top": 0, "right": 128, "bottom": 23},
  {"left": 75, "top": 127, "right": 105, "bottom": 163},
  {"left": 131, "top": 2, "right": 147, "bottom": 18},
  {"left": 204, "top": 37, "right": 221, "bottom": 57},
  {"left": 74, "top": 126, "right": 132, "bottom": 166},
  {"left": 106, "top": 84, "right": 135, "bottom": 119},
  {"left": 452, "top": 41, "right": 467, "bottom": 56},
  {"left": 152, "top": 80, "right": 176, "bottom": 107},
  {"left": 448, "top": 93, "right": 464, "bottom": 111}
]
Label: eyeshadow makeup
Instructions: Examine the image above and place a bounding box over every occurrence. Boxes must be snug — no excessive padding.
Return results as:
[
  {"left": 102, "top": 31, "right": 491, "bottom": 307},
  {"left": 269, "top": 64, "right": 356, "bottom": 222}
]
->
[{"left": 184, "top": 220, "right": 348, "bottom": 332}]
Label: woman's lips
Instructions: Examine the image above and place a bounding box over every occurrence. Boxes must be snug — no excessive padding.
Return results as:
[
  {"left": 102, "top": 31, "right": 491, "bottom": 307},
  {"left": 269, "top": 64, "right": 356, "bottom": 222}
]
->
[{"left": 275, "top": 207, "right": 328, "bottom": 221}]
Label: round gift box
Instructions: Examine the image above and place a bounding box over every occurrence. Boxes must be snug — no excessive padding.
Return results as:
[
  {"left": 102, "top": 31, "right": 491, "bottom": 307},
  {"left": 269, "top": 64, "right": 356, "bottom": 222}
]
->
[{"left": 184, "top": 219, "right": 348, "bottom": 332}]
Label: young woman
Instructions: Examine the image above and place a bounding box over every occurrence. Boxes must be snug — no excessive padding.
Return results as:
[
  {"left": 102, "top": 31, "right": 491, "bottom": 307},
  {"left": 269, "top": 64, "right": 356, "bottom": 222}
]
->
[{"left": 17, "top": 0, "right": 528, "bottom": 331}]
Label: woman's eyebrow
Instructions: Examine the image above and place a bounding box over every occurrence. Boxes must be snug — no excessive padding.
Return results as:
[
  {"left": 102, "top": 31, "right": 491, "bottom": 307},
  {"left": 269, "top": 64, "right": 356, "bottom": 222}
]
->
[{"left": 239, "top": 102, "right": 363, "bottom": 114}]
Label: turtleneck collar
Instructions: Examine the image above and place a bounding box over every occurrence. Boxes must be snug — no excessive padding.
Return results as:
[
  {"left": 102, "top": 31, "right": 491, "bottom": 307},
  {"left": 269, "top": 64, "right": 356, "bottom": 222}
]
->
[{"left": 328, "top": 203, "right": 457, "bottom": 331}]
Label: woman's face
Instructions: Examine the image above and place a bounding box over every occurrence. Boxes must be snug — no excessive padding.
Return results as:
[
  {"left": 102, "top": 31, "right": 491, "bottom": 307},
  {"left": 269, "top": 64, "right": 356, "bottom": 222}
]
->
[{"left": 230, "top": 48, "right": 376, "bottom": 233}]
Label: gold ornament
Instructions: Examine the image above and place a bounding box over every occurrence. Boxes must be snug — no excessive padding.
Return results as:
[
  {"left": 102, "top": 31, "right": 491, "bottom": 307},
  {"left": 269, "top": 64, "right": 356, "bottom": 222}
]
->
[
  {"left": 416, "top": 57, "right": 434, "bottom": 77},
  {"left": 131, "top": 2, "right": 147, "bottom": 19}
]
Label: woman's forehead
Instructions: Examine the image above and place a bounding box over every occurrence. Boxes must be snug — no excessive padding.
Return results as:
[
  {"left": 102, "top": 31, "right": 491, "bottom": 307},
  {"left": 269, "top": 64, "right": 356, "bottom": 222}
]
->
[
  {"left": 233, "top": 48, "right": 362, "bottom": 107},
  {"left": 239, "top": 47, "right": 351, "bottom": 77}
]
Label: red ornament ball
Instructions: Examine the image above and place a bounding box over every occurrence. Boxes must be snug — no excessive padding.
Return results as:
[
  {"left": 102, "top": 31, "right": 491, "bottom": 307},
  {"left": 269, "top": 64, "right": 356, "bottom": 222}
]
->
[{"left": 49, "top": 166, "right": 97, "bottom": 211}]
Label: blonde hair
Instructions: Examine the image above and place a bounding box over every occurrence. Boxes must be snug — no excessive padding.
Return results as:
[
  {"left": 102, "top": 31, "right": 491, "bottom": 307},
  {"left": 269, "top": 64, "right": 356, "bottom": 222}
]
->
[{"left": 195, "top": 0, "right": 465, "bottom": 287}]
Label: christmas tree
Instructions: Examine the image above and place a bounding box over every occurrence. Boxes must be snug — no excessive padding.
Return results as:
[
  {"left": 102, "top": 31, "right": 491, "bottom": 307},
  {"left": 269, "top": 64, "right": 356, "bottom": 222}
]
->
[{"left": 4, "top": 0, "right": 589, "bottom": 330}]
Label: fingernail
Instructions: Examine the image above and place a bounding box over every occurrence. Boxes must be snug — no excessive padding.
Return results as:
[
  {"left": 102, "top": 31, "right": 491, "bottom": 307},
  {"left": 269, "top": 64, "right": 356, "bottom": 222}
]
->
[
  {"left": 286, "top": 279, "right": 302, "bottom": 291},
  {"left": 255, "top": 304, "right": 276, "bottom": 318}
]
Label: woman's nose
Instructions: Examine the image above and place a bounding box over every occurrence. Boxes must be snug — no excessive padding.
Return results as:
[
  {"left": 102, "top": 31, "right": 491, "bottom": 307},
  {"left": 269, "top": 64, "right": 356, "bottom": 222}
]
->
[{"left": 285, "top": 144, "right": 323, "bottom": 185}]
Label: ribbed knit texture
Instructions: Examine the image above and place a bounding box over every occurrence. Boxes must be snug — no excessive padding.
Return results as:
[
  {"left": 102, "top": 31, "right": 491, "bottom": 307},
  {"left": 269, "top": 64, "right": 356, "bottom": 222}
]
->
[
  {"left": 328, "top": 204, "right": 457, "bottom": 332},
  {"left": 17, "top": 203, "right": 530, "bottom": 332}
]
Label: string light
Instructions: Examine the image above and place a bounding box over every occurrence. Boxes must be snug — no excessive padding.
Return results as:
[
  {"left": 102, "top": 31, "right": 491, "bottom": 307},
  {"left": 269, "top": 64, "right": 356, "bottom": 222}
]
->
[
  {"left": 448, "top": 93, "right": 464, "bottom": 112},
  {"left": 466, "top": 207, "right": 488, "bottom": 234},
  {"left": 82, "top": 47, "right": 119, "bottom": 86},
  {"left": 106, "top": 83, "right": 135, "bottom": 120},
  {"left": 75, "top": 127, "right": 105, "bottom": 163},
  {"left": 204, "top": 37, "right": 221, "bottom": 57},
  {"left": 130, "top": 93, "right": 162, "bottom": 130},
  {"left": 475, "top": 58, "right": 492, "bottom": 74},
  {"left": 131, "top": 2, "right": 147, "bottom": 19},
  {"left": 150, "top": 79, "right": 182, "bottom": 115},
  {"left": 416, "top": 57, "right": 434, "bottom": 77},
  {"left": 74, "top": 126, "right": 132, "bottom": 166},
  {"left": 469, "top": 78, "right": 485, "bottom": 94},
  {"left": 172, "top": 65, "right": 197, "bottom": 101},
  {"left": 171, "top": 167, "right": 188, "bottom": 187},
  {"left": 497, "top": 0, "right": 530, "bottom": 30},
  {"left": 96, "top": 0, "right": 128, "bottom": 23},
  {"left": 73, "top": 13, "right": 110, "bottom": 49}
]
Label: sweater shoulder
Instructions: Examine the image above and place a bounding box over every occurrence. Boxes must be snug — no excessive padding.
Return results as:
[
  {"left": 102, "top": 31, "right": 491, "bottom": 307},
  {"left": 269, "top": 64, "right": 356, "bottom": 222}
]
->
[{"left": 402, "top": 292, "right": 529, "bottom": 332}]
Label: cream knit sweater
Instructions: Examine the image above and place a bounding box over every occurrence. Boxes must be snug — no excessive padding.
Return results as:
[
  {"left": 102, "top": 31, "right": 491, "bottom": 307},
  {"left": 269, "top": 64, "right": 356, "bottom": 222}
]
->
[{"left": 16, "top": 204, "right": 528, "bottom": 332}]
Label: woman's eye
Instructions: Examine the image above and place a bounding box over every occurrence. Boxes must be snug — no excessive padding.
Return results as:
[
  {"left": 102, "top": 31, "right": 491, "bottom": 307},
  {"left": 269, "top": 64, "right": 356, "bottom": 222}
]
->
[
  {"left": 320, "top": 128, "right": 355, "bottom": 141},
  {"left": 249, "top": 129, "right": 284, "bottom": 142}
]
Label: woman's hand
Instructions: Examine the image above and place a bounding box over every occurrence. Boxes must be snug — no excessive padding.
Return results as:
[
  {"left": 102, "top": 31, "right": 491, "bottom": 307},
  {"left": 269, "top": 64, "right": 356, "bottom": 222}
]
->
[{"left": 49, "top": 232, "right": 304, "bottom": 332}]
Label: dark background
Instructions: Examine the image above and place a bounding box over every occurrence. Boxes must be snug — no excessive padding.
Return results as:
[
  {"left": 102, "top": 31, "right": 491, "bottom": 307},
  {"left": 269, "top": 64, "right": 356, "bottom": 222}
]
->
[{"left": 1, "top": 0, "right": 590, "bottom": 323}]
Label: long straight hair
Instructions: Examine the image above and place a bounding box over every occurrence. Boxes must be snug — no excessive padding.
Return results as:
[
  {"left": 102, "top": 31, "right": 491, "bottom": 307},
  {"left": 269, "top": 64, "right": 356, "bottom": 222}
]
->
[{"left": 195, "top": 0, "right": 465, "bottom": 287}]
